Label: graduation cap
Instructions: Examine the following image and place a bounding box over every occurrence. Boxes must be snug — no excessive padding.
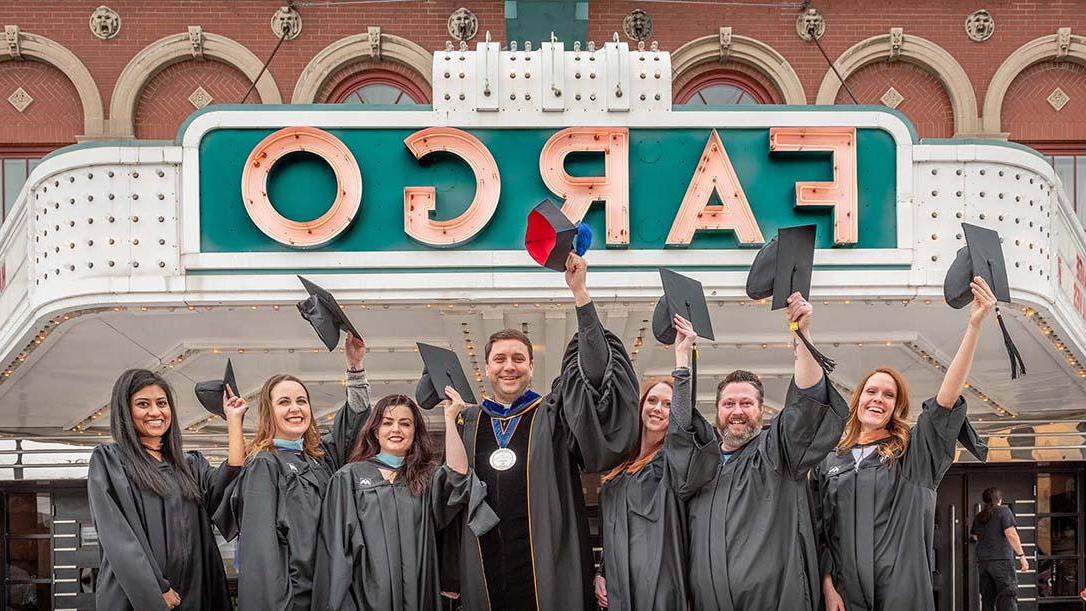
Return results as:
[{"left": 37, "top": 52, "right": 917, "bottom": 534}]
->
[
  {"left": 296, "top": 276, "right": 362, "bottom": 352},
  {"left": 943, "top": 223, "right": 1026, "bottom": 379},
  {"left": 745, "top": 224, "right": 836, "bottom": 374},
  {"left": 525, "top": 199, "right": 593, "bottom": 271},
  {"left": 652, "top": 268, "right": 715, "bottom": 344},
  {"left": 193, "top": 358, "right": 239, "bottom": 419},
  {"left": 415, "top": 343, "right": 478, "bottom": 410}
]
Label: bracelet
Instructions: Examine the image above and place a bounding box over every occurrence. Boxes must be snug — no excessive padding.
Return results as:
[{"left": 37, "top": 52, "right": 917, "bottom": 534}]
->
[{"left": 346, "top": 367, "right": 365, "bottom": 374}]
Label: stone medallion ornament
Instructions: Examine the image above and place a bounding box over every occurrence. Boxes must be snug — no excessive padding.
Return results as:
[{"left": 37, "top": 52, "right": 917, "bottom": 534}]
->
[
  {"left": 448, "top": 7, "right": 478, "bottom": 42},
  {"left": 271, "top": 5, "right": 302, "bottom": 40},
  {"left": 89, "top": 6, "right": 121, "bottom": 40},
  {"left": 623, "top": 9, "right": 653, "bottom": 42},
  {"left": 965, "top": 9, "right": 994, "bottom": 42},
  {"left": 796, "top": 8, "right": 825, "bottom": 41}
]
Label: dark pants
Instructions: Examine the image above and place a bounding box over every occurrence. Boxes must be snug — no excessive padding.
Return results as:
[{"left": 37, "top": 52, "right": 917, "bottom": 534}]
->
[{"left": 978, "top": 560, "right": 1018, "bottom": 611}]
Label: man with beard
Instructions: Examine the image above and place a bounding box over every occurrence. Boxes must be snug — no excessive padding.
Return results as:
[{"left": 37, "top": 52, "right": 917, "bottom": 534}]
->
[{"left": 666, "top": 293, "right": 849, "bottom": 610}]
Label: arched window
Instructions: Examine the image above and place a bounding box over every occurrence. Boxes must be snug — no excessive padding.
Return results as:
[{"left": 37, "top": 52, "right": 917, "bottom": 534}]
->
[
  {"left": 328, "top": 70, "right": 428, "bottom": 105},
  {"left": 674, "top": 72, "right": 772, "bottom": 105}
]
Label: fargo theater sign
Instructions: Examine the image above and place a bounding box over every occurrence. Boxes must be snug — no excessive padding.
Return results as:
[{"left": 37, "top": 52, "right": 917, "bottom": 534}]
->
[
  {"left": 230, "top": 124, "right": 877, "bottom": 251},
  {"left": 190, "top": 110, "right": 904, "bottom": 259}
]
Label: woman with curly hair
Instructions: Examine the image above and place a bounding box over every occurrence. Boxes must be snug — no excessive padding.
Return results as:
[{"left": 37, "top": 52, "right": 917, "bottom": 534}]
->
[
  {"left": 311, "top": 388, "right": 496, "bottom": 611},
  {"left": 813, "top": 278, "right": 996, "bottom": 611}
]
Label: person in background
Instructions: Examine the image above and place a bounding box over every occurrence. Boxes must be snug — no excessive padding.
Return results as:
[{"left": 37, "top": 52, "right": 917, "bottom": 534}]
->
[{"left": 970, "top": 487, "right": 1028, "bottom": 611}]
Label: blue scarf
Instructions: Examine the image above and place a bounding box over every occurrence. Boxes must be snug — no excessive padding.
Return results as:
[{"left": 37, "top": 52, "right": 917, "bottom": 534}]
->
[
  {"left": 481, "top": 390, "right": 542, "bottom": 419},
  {"left": 273, "top": 438, "right": 305, "bottom": 452},
  {"left": 375, "top": 452, "right": 405, "bottom": 469}
]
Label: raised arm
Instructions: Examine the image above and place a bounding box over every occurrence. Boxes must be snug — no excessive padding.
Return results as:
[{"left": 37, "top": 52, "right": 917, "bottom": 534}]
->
[
  {"left": 432, "top": 390, "right": 499, "bottom": 534},
  {"left": 321, "top": 333, "right": 372, "bottom": 470},
  {"left": 442, "top": 386, "right": 469, "bottom": 475},
  {"left": 566, "top": 253, "right": 609, "bottom": 388},
  {"left": 937, "top": 277, "right": 996, "bottom": 408},
  {"left": 664, "top": 316, "right": 720, "bottom": 499},
  {"left": 786, "top": 292, "right": 823, "bottom": 390}
]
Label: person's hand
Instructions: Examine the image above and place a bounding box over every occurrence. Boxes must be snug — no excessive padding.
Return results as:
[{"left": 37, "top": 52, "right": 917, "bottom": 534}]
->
[
  {"left": 593, "top": 573, "right": 609, "bottom": 608},
  {"left": 786, "top": 292, "right": 813, "bottom": 335},
  {"left": 163, "top": 589, "right": 181, "bottom": 609},
  {"left": 969, "top": 276, "right": 997, "bottom": 328},
  {"left": 1018, "top": 555, "right": 1030, "bottom": 573},
  {"left": 222, "top": 386, "right": 248, "bottom": 423},
  {"left": 441, "top": 591, "right": 461, "bottom": 600},
  {"left": 345, "top": 333, "right": 366, "bottom": 370},
  {"left": 444, "top": 386, "right": 466, "bottom": 422},
  {"left": 565, "top": 253, "right": 590, "bottom": 304},
  {"left": 673, "top": 315, "right": 696, "bottom": 368},
  {"left": 823, "top": 576, "right": 845, "bottom": 611}
]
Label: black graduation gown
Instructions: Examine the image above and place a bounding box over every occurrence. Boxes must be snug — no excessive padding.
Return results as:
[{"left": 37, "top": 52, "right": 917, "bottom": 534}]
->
[
  {"left": 598, "top": 450, "right": 689, "bottom": 611},
  {"left": 443, "top": 304, "right": 641, "bottom": 611},
  {"left": 215, "top": 377, "right": 370, "bottom": 611},
  {"left": 667, "top": 370, "right": 849, "bottom": 611},
  {"left": 87, "top": 444, "right": 238, "bottom": 611},
  {"left": 311, "top": 461, "right": 498, "bottom": 611},
  {"left": 810, "top": 396, "right": 986, "bottom": 611}
]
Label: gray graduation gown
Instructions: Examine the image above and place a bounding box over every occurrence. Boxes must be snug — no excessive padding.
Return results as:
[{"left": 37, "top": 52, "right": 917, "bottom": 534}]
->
[
  {"left": 87, "top": 444, "right": 238, "bottom": 611},
  {"left": 446, "top": 314, "right": 641, "bottom": 611},
  {"left": 310, "top": 461, "right": 498, "bottom": 611},
  {"left": 598, "top": 449, "right": 689, "bottom": 611},
  {"left": 215, "top": 372, "right": 371, "bottom": 611},
  {"left": 810, "top": 396, "right": 985, "bottom": 611},
  {"left": 667, "top": 369, "right": 848, "bottom": 611}
]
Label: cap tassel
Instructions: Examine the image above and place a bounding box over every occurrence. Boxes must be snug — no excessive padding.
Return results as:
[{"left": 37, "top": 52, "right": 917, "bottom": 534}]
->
[
  {"left": 791, "top": 322, "right": 836, "bottom": 374},
  {"left": 995, "top": 307, "right": 1026, "bottom": 379}
]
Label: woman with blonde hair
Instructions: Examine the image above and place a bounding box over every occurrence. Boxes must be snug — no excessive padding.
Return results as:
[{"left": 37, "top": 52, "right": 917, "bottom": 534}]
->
[
  {"left": 812, "top": 278, "right": 995, "bottom": 611},
  {"left": 215, "top": 335, "right": 371, "bottom": 611},
  {"left": 592, "top": 328, "right": 687, "bottom": 610}
]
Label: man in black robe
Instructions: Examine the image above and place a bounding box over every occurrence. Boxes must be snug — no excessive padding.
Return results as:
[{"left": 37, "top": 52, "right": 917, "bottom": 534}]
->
[
  {"left": 667, "top": 294, "right": 848, "bottom": 610},
  {"left": 418, "top": 254, "right": 640, "bottom": 610}
]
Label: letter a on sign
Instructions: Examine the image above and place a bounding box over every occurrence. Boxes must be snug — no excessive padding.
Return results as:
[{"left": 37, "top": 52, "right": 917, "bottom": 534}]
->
[
  {"left": 540, "top": 127, "right": 630, "bottom": 245},
  {"left": 666, "top": 130, "right": 764, "bottom": 246}
]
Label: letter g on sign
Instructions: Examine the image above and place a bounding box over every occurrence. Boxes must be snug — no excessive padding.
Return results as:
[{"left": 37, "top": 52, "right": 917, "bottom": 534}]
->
[{"left": 241, "top": 126, "right": 362, "bottom": 248}]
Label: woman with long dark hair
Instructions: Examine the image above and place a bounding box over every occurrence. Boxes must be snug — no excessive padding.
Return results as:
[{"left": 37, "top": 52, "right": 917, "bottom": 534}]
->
[
  {"left": 593, "top": 372, "right": 683, "bottom": 610},
  {"left": 217, "top": 335, "right": 371, "bottom": 611},
  {"left": 311, "top": 388, "right": 496, "bottom": 611},
  {"left": 813, "top": 278, "right": 996, "bottom": 611},
  {"left": 970, "top": 487, "right": 1028, "bottom": 610},
  {"left": 88, "top": 368, "right": 247, "bottom": 610}
]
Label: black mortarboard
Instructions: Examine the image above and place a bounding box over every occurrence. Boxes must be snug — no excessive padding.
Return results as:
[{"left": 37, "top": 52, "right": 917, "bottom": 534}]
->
[
  {"left": 415, "top": 343, "right": 478, "bottom": 410},
  {"left": 193, "top": 358, "right": 239, "bottom": 419},
  {"left": 746, "top": 224, "right": 816, "bottom": 310},
  {"left": 745, "top": 224, "right": 836, "bottom": 373},
  {"left": 525, "top": 199, "right": 592, "bottom": 271},
  {"left": 296, "top": 276, "right": 362, "bottom": 352},
  {"left": 652, "top": 268, "right": 715, "bottom": 344},
  {"left": 944, "top": 223, "right": 1026, "bottom": 378}
]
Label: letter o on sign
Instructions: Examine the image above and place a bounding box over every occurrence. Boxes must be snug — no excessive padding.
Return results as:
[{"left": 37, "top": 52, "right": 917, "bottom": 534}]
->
[{"left": 241, "top": 126, "right": 362, "bottom": 248}]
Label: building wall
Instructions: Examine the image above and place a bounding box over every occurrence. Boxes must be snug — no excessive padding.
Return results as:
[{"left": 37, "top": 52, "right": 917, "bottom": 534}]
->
[{"left": 0, "top": 2, "right": 1084, "bottom": 147}]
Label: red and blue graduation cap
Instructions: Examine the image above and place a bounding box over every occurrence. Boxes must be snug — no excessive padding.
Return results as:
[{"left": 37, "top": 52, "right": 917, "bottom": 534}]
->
[{"left": 525, "top": 199, "right": 593, "bottom": 271}]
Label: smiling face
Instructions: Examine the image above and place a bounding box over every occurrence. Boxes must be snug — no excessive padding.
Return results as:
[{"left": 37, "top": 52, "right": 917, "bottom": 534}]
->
[
  {"left": 857, "top": 371, "right": 898, "bottom": 431},
  {"left": 270, "top": 379, "right": 311, "bottom": 440},
  {"left": 716, "top": 382, "right": 763, "bottom": 449},
  {"left": 641, "top": 383, "right": 673, "bottom": 435},
  {"left": 486, "top": 338, "right": 534, "bottom": 403},
  {"left": 377, "top": 403, "right": 416, "bottom": 457},
  {"left": 129, "top": 384, "right": 172, "bottom": 441}
]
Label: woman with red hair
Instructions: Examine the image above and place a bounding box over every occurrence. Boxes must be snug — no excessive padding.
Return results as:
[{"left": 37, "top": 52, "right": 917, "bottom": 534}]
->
[{"left": 813, "top": 278, "right": 996, "bottom": 611}]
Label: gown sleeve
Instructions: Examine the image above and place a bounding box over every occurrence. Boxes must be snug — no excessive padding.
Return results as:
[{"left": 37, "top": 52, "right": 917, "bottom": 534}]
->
[
  {"left": 185, "top": 451, "right": 241, "bottom": 514},
  {"left": 763, "top": 378, "right": 849, "bottom": 480},
  {"left": 86, "top": 447, "right": 170, "bottom": 610},
  {"left": 664, "top": 366, "right": 721, "bottom": 501},
  {"left": 902, "top": 395, "right": 972, "bottom": 488},
  {"left": 235, "top": 455, "right": 293, "bottom": 611},
  {"left": 320, "top": 370, "right": 372, "bottom": 472},
  {"left": 430, "top": 465, "right": 499, "bottom": 535},
  {"left": 556, "top": 302, "right": 641, "bottom": 473},
  {"left": 311, "top": 471, "right": 360, "bottom": 611},
  {"left": 809, "top": 462, "right": 836, "bottom": 580}
]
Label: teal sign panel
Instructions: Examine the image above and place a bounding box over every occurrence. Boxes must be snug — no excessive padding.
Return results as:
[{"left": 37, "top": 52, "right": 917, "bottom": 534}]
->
[{"left": 198, "top": 127, "right": 897, "bottom": 253}]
